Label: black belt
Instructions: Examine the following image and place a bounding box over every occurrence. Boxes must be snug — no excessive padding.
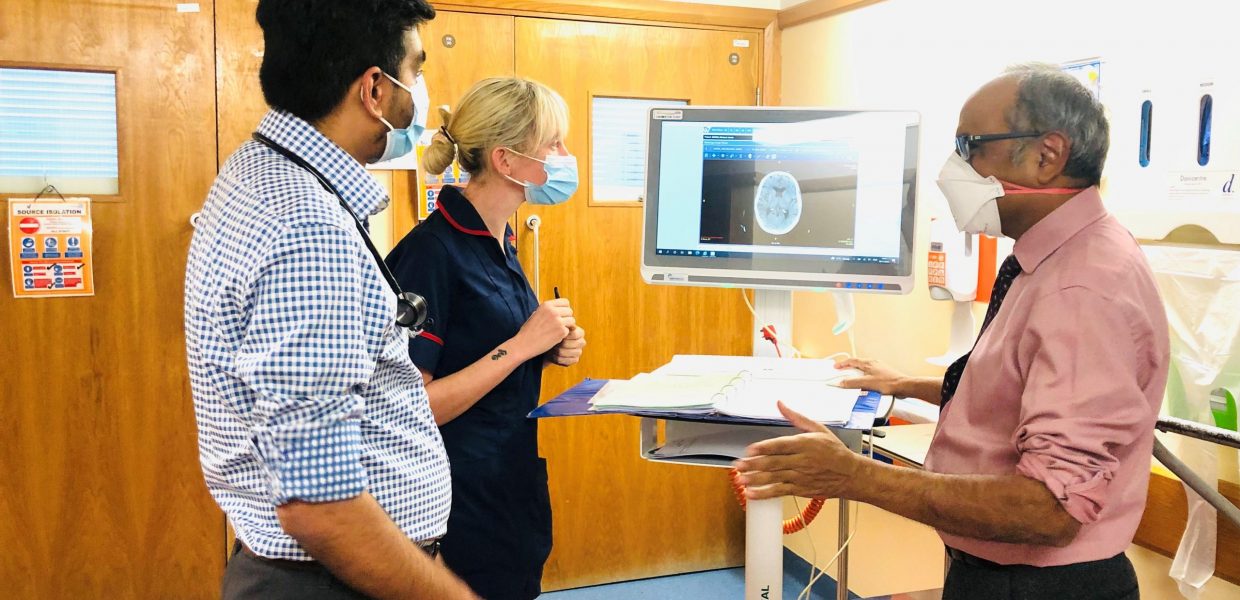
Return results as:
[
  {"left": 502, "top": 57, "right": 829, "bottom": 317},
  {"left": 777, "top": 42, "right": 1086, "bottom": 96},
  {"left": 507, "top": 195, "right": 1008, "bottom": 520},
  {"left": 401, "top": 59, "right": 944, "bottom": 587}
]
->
[
  {"left": 237, "top": 538, "right": 440, "bottom": 564},
  {"left": 420, "top": 539, "right": 441, "bottom": 558},
  {"left": 946, "top": 546, "right": 1008, "bottom": 569}
]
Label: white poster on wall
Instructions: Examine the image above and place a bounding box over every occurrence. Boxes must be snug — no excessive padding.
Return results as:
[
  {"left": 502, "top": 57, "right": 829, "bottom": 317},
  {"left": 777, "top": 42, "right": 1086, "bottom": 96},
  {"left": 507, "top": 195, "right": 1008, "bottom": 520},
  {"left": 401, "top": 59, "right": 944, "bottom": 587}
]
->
[{"left": 591, "top": 96, "right": 688, "bottom": 203}]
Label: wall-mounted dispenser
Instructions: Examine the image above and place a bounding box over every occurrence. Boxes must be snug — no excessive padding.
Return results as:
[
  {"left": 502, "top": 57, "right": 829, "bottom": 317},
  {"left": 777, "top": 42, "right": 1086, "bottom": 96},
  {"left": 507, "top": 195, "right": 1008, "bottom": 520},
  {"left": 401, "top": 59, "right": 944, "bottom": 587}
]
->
[{"left": 926, "top": 217, "right": 979, "bottom": 366}]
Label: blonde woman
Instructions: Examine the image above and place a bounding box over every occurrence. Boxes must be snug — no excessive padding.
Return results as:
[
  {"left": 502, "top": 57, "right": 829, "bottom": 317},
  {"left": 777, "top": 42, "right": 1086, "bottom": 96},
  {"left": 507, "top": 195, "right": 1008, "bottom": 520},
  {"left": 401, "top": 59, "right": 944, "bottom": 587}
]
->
[{"left": 385, "top": 77, "right": 585, "bottom": 600}]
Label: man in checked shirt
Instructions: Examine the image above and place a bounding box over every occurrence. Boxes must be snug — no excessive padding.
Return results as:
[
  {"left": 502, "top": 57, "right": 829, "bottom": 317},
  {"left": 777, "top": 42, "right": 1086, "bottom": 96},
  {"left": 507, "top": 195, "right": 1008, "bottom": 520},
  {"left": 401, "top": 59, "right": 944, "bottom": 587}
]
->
[{"left": 185, "top": 1, "right": 477, "bottom": 598}]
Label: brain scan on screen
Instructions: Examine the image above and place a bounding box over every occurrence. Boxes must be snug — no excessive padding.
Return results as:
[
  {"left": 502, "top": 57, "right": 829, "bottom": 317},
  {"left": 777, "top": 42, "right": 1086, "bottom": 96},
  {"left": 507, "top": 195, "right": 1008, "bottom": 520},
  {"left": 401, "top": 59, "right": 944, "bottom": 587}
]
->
[
  {"left": 642, "top": 107, "right": 919, "bottom": 292},
  {"left": 754, "top": 170, "right": 802, "bottom": 235}
]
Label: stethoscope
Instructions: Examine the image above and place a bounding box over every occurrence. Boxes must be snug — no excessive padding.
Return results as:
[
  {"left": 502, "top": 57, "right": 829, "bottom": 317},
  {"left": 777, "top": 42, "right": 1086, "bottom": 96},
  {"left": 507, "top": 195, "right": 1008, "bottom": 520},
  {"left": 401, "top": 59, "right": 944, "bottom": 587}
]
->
[{"left": 252, "top": 132, "right": 428, "bottom": 333}]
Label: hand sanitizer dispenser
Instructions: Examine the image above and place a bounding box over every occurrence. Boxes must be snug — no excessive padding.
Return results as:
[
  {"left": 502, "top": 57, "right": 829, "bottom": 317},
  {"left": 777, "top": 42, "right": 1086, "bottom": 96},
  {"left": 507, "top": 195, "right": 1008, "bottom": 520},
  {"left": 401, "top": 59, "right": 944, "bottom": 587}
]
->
[{"left": 927, "top": 217, "right": 979, "bottom": 366}]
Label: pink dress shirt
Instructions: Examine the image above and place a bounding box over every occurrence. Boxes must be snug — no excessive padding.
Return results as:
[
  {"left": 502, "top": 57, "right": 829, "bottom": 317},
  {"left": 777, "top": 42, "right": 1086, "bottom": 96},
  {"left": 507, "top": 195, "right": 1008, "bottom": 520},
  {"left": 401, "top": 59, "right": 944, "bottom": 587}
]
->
[{"left": 923, "top": 187, "right": 1170, "bottom": 566}]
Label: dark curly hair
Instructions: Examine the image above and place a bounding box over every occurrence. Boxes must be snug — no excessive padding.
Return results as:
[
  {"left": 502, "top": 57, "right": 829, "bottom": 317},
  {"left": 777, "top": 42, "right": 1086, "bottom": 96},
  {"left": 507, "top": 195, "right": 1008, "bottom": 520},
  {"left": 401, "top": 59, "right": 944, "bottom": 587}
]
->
[{"left": 257, "top": 0, "right": 436, "bottom": 123}]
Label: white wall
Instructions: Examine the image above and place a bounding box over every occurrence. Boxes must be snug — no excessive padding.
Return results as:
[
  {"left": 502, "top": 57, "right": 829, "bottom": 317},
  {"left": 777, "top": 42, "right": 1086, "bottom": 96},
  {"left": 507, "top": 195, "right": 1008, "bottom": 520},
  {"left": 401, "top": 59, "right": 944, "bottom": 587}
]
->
[
  {"left": 782, "top": 0, "right": 1240, "bottom": 232},
  {"left": 781, "top": 0, "right": 1240, "bottom": 597}
]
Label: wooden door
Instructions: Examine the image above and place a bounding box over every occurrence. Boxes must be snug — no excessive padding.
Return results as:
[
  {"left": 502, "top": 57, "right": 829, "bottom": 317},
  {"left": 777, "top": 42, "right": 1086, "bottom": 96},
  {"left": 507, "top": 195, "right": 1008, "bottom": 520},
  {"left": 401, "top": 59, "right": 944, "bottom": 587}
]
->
[
  {"left": 215, "top": 0, "right": 265, "bottom": 168},
  {"left": 0, "top": 2, "right": 222, "bottom": 598},
  {"left": 514, "top": 18, "right": 763, "bottom": 590},
  {"left": 420, "top": 12, "right": 516, "bottom": 133}
]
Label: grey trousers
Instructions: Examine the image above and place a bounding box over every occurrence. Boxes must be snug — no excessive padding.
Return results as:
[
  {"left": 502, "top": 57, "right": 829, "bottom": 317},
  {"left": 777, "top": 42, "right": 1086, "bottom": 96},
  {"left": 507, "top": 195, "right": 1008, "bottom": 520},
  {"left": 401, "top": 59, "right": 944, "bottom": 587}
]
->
[
  {"left": 943, "top": 551, "right": 1140, "bottom": 600},
  {"left": 221, "top": 541, "right": 370, "bottom": 600}
]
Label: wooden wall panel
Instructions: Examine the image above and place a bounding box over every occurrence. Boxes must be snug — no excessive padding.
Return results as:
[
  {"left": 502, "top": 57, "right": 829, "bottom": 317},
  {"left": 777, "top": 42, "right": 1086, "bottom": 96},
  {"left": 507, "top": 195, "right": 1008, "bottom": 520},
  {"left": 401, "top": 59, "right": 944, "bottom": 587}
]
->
[
  {"left": 762, "top": 18, "right": 781, "bottom": 107},
  {"left": 437, "top": 0, "right": 775, "bottom": 30},
  {"left": 0, "top": 2, "right": 223, "bottom": 598},
  {"left": 515, "top": 18, "right": 762, "bottom": 591}
]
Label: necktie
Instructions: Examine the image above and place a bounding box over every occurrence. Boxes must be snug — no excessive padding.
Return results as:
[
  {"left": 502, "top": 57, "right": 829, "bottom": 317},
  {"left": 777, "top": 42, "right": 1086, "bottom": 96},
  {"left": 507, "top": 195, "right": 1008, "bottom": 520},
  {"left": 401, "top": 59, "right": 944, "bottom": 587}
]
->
[{"left": 939, "top": 254, "right": 1023, "bottom": 409}]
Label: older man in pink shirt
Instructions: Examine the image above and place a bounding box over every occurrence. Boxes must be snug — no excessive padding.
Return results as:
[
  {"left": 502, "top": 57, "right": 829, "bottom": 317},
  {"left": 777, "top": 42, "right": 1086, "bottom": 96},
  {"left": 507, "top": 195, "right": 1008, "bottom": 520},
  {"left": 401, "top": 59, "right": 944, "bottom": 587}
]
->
[{"left": 735, "top": 64, "right": 1169, "bottom": 600}]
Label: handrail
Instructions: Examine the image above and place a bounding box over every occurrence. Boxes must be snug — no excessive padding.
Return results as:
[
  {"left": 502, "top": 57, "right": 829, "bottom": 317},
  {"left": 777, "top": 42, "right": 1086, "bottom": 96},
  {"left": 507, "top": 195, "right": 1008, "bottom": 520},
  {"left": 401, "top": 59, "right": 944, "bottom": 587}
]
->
[
  {"left": 1152, "top": 416, "right": 1240, "bottom": 531},
  {"left": 1157, "top": 415, "right": 1240, "bottom": 450}
]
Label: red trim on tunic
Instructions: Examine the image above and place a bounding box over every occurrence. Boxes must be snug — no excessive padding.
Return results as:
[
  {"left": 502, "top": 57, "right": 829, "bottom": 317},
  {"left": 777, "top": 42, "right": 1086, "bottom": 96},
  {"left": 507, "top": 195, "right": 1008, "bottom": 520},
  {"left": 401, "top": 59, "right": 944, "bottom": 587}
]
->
[{"left": 438, "top": 202, "right": 491, "bottom": 237}]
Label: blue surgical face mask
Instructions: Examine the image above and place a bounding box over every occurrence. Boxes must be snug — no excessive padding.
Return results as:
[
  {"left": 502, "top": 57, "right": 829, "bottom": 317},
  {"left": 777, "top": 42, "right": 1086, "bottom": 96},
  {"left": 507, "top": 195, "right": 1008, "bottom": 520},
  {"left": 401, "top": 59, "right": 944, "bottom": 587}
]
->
[
  {"left": 503, "top": 149, "right": 579, "bottom": 205},
  {"left": 373, "top": 72, "right": 429, "bottom": 164}
]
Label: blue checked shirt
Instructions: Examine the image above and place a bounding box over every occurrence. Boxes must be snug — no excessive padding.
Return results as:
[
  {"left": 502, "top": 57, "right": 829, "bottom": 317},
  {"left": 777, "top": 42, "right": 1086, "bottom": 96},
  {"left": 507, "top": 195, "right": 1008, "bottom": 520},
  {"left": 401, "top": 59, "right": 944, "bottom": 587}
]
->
[{"left": 185, "top": 109, "right": 451, "bottom": 560}]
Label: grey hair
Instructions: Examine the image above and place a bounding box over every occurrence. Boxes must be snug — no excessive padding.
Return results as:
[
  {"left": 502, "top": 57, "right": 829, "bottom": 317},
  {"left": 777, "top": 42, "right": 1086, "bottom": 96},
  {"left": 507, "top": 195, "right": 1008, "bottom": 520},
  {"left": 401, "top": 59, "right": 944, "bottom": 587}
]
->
[{"left": 1003, "top": 62, "right": 1109, "bottom": 185}]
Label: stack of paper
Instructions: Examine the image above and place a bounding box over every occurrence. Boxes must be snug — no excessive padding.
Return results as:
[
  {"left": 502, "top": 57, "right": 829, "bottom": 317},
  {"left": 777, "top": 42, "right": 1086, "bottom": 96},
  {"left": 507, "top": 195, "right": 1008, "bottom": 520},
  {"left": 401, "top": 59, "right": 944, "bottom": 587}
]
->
[
  {"left": 713, "top": 379, "right": 860, "bottom": 424},
  {"left": 658, "top": 354, "right": 861, "bottom": 386},
  {"left": 587, "top": 355, "right": 865, "bottom": 424},
  {"left": 590, "top": 373, "right": 737, "bottom": 413}
]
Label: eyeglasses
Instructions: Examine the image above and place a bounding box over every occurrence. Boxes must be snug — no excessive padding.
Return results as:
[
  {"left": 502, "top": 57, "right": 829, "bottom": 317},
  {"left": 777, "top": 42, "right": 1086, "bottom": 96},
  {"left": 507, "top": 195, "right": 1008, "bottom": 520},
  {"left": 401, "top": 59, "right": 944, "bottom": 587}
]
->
[{"left": 954, "top": 132, "right": 1043, "bottom": 161}]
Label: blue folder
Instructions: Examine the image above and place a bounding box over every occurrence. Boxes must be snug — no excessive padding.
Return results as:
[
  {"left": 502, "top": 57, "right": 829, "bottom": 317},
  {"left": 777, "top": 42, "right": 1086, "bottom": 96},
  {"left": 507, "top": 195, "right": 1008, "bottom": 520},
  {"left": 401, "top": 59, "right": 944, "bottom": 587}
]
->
[{"left": 529, "top": 378, "right": 883, "bottom": 430}]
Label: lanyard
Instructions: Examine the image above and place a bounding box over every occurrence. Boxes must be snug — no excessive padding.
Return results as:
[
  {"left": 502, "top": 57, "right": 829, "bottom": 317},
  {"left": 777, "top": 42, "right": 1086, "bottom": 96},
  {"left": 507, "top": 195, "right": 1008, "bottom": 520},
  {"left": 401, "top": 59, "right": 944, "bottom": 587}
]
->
[{"left": 251, "top": 132, "right": 427, "bottom": 331}]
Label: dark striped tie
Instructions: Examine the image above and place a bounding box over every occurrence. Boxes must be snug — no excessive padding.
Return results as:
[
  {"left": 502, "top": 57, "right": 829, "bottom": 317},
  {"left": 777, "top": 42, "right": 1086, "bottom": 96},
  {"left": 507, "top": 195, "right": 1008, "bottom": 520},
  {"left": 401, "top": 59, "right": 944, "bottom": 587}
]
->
[{"left": 939, "top": 254, "right": 1024, "bottom": 409}]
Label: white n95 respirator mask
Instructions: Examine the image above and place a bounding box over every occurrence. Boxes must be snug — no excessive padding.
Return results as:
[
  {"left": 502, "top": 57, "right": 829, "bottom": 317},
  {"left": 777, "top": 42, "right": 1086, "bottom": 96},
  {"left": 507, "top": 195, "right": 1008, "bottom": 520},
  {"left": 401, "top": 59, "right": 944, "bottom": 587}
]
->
[
  {"left": 936, "top": 153, "right": 1006, "bottom": 237},
  {"left": 936, "top": 152, "right": 1087, "bottom": 238}
]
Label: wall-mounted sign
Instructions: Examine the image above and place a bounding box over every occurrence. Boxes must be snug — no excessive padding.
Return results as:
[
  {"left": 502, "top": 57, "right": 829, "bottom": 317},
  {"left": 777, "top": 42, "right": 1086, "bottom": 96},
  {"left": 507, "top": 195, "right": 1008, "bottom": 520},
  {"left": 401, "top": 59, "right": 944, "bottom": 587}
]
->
[{"left": 8, "top": 198, "right": 95, "bottom": 298}]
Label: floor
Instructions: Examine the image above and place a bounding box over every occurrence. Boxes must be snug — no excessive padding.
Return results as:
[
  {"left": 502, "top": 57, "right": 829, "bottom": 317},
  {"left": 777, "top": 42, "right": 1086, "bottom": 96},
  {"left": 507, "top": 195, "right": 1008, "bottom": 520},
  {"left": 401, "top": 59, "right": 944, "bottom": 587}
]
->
[
  {"left": 541, "top": 549, "right": 942, "bottom": 599},
  {"left": 541, "top": 565, "right": 852, "bottom": 600}
]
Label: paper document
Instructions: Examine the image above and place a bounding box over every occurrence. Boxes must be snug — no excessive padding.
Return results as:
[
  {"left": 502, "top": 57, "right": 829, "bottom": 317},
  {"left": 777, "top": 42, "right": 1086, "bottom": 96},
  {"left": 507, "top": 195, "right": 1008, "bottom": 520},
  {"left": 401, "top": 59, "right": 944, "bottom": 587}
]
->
[
  {"left": 649, "top": 427, "right": 787, "bottom": 460},
  {"left": 659, "top": 354, "right": 861, "bottom": 387},
  {"left": 714, "top": 380, "right": 859, "bottom": 424},
  {"left": 590, "top": 373, "right": 738, "bottom": 410},
  {"left": 590, "top": 366, "right": 861, "bottom": 424}
]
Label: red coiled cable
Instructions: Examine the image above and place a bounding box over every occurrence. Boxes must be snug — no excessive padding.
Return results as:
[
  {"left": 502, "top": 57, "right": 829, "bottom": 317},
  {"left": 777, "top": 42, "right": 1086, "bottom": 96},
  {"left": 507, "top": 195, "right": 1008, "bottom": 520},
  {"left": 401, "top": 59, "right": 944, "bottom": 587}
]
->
[{"left": 729, "top": 468, "right": 825, "bottom": 534}]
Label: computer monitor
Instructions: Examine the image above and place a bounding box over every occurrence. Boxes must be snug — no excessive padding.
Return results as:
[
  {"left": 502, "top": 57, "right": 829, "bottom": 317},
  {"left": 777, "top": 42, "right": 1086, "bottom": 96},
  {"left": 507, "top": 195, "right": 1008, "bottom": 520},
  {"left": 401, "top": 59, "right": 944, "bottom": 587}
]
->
[{"left": 641, "top": 107, "right": 920, "bottom": 293}]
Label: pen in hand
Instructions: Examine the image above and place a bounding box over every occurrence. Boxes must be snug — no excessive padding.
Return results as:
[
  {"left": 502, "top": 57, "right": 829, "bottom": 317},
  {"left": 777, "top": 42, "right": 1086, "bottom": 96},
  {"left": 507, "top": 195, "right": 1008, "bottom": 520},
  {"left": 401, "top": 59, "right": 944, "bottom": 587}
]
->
[{"left": 552, "top": 286, "right": 576, "bottom": 332}]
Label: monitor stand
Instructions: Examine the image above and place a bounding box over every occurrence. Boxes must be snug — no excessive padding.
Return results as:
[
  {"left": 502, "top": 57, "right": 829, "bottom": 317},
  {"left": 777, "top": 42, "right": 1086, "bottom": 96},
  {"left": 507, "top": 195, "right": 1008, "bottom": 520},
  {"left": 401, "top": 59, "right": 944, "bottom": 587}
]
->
[{"left": 748, "top": 288, "right": 853, "bottom": 600}]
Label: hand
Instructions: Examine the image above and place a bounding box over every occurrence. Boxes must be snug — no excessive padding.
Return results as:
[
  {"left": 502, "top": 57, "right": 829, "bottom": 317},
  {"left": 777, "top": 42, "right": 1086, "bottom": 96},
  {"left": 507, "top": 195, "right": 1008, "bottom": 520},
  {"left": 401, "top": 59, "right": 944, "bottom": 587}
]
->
[
  {"left": 732, "top": 402, "right": 863, "bottom": 500},
  {"left": 516, "top": 299, "right": 574, "bottom": 357},
  {"left": 546, "top": 325, "right": 586, "bottom": 367},
  {"left": 835, "top": 356, "right": 908, "bottom": 396}
]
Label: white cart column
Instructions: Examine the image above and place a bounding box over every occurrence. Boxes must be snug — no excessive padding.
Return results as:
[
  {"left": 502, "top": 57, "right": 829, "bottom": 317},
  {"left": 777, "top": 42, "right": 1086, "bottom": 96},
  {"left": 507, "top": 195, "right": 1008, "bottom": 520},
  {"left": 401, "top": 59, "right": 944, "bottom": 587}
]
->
[{"left": 745, "top": 498, "right": 784, "bottom": 599}]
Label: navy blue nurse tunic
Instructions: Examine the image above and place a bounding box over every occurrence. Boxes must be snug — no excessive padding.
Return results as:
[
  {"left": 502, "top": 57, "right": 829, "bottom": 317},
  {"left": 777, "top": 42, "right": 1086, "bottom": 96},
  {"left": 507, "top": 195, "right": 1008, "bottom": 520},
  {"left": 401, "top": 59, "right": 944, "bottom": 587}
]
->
[{"left": 385, "top": 185, "right": 550, "bottom": 600}]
